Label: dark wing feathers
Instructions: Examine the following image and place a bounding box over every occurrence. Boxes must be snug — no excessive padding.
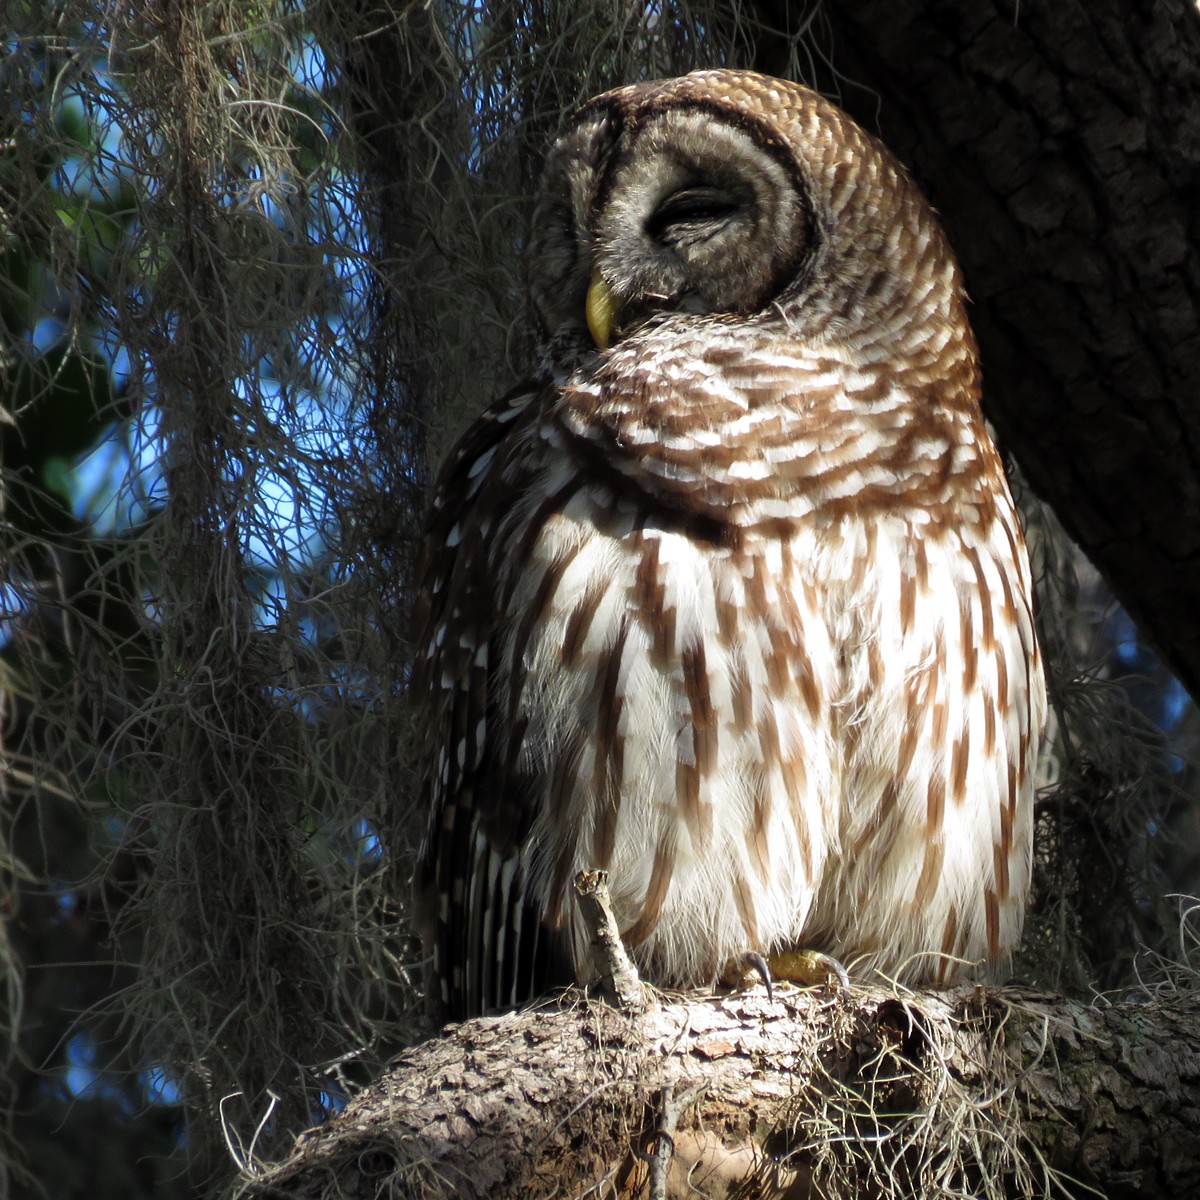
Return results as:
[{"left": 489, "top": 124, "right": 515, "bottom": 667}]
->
[{"left": 412, "top": 385, "right": 570, "bottom": 1019}]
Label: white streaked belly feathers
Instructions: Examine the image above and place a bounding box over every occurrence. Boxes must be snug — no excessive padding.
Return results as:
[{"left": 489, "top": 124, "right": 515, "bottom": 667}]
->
[{"left": 495, "top": 481, "right": 1042, "bottom": 988}]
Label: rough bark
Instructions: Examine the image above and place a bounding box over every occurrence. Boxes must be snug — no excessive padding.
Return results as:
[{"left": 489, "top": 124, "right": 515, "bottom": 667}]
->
[
  {"left": 248, "top": 982, "right": 1200, "bottom": 1200},
  {"left": 749, "top": 0, "right": 1200, "bottom": 699}
]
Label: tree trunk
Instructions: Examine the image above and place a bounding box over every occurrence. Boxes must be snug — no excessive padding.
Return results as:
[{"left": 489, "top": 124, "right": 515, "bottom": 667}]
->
[
  {"left": 248, "top": 983, "right": 1200, "bottom": 1200},
  {"left": 749, "top": 0, "right": 1200, "bottom": 700}
]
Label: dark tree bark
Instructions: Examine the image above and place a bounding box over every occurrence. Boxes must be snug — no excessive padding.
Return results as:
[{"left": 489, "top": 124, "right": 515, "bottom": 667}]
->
[
  {"left": 749, "top": 0, "right": 1200, "bottom": 700},
  {"left": 250, "top": 984, "right": 1200, "bottom": 1200}
]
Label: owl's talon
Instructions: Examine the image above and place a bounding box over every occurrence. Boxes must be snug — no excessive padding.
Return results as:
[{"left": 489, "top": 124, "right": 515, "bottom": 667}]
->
[
  {"left": 740, "top": 950, "right": 773, "bottom": 1001},
  {"left": 718, "top": 950, "right": 774, "bottom": 999}
]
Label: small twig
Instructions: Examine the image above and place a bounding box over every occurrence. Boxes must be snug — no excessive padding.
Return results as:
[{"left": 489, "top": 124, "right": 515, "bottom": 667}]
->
[
  {"left": 634, "top": 1081, "right": 708, "bottom": 1200},
  {"left": 573, "top": 869, "right": 646, "bottom": 1012}
]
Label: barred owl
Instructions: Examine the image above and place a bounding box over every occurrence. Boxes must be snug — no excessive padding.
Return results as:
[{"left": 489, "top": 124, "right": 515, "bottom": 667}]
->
[{"left": 413, "top": 70, "right": 1046, "bottom": 1019}]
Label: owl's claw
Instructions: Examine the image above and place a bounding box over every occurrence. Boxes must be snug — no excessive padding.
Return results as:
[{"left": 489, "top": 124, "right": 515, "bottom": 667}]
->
[{"left": 739, "top": 950, "right": 773, "bottom": 1001}]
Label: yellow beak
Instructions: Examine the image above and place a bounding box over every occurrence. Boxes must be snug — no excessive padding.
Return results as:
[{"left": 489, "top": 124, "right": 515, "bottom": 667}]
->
[{"left": 585, "top": 270, "right": 620, "bottom": 351}]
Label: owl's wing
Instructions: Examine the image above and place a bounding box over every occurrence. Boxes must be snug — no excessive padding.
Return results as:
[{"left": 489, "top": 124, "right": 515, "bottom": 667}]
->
[{"left": 411, "top": 383, "right": 571, "bottom": 1020}]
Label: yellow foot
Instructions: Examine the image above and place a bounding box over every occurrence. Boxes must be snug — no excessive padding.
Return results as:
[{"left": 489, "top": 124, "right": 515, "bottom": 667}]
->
[
  {"left": 769, "top": 949, "right": 850, "bottom": 995},
  {"left": 722, "top": 949, "right": 850, "bottom": 1000}
]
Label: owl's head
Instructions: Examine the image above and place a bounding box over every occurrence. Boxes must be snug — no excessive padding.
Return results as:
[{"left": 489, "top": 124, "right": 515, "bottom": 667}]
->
[{"left": 529, "top": 70, "right": 961, "bottom": 367}]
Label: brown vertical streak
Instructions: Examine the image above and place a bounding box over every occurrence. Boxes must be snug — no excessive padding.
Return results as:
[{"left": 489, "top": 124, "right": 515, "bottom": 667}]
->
[
  {"left": 1016, "top": 621, "right": 1036, "bottom": 734},
  {"left": 591, "top": 618, "right": 630, "bottom": 868},
  {"left": 592, "top": 621, "right": 626, "bottom": 790},
  {"left": 867, "top": 633, "right": 885, "bottom": 691},
  {"left": 654, "top": 609, "right": 677, "bottom": 667},
  {"left": 868, "top": 777, "right": 897, "bottom": 854},
  {"left": 993, "top": 838, "right": 1010, "bottom": 902},
  {"left": 508, "top": 541, "right": 581, "bottom": 726},
  {"left": 676, "top": 651, "right": 714, "bottom": 850},
  {"left": 621, "top": 834, "right": 677, "bottom": 946},
  {"left": 847, "top": 528, "right": 870, "bottom": 593},
  {"left": 794, "top": 639, "right": 822, "bottom": 722},
  {"left": 983, "top": 698, "right": 996, "bottom": 758},
  {"left": 997, "top": 769, "right": 1015, "bottom": 902},
  {"left": 746, "top": 555, "right": 769, "bottom": 619},
  {"left": 591, "top": 773, "right": 620, "bottom": 872},
  {"left": 682, "top": 641, "right": 716, "bottom": 782},
  {"left": 998, "top": 782, "right": 1008, "bottom": 859},
  {"left": 997, "top": 561, "right": 1019, "bottom": 629},
  {"left": 896, "top": 666, "right": 927, "bottom": 783},
  {"left": 757, "top": 709, "right": 781, "bottom": 768},
  {"left": 931, "top": 697, "right": 948, "bottom": 748},
  {"left": 633, "top": 535, "right": 676, "bottom": 667},
  {"left": 676, "top": 763, "right": 700, "bottom": 848},
  {"left": 746, "top": 766, "right": 771, "bottom": 883},
  {"left": 998, "top": 509, "right": 1024, "bottom": 572},
  {"left": 672, "top": 763, "right": 705, "bottom": 849},
  {"left": 985, "top": 888, "right": 1000, "bottom": 958},
  {"left": 913, "top": 837, "right": 943, "bottom": 910},
  {"left": 765, "top": 630, "right": 790, "bottom": 694},
  {"left": 949, "top": 729, "right": 969, "bottom": 806},
  {"left": 852, "top": 779, "right": 896, "bottom": 856},
  {"left": 802, "top": 576, "right": 821, "bottom": 622},
  {"left": 926, "top": 640, "right": 949, "bottom": 830},
  {"left": 863, "top": 523, "right": 877, "bottom": 588},
  {"left": 960, "top": 596, "right": 978, "bottom": 694},
  {"left": 730, "top": 649, "right": 753, "bottom": 735},
  {"left": 731, "top": 865, "right": 760, "bottom": 948},
  {"left": 715, "top": 582, "right": 739, "bottom": 645},
  {"left": 547, "top": 731, "right": 584, "bottom": 824},
  {"left": 996, "top": 649, "right": 1009, "bottom": 707},
  {"left": 779, "top": 534, "right": 796, "bottom": 582},
  {"left": 940, "top": 903, "right": 958, "bottom": 958},
  {"left": 915, "top": 538, "right": 930, "bottom": 594},
  {"left": 899, "top": 569, "right": 916, "bottom": 636},
  {"left": 966, "top": 546, "right": 996, "bottom": 653},
  {"left": 794, "top": 802, "right": 813, "bottom": 879},
  {"left": 926, "top": 770, "right": 946, "bottom": 845},
  {"left": 562, "top": 580, "right": 607, "bottom": 667},
  {"left": 780, "top": 753, "right": 809, "bottom": 847},
  {"left": 758, "top": 709, "right": 811, "bottom": 875}
]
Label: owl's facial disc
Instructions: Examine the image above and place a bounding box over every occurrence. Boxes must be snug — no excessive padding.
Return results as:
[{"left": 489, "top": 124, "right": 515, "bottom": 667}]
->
[
  {"left": 590, "top": 106, "right": 811, "bottom": 342},
  {"left": 529, "top": 100, "right": 811, "bottom": 356}
]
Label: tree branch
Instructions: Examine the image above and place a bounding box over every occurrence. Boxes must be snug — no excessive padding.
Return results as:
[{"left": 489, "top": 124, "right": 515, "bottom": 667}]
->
[{"left": 249, "top": 982, "right": 1200, "bottom": 1200}]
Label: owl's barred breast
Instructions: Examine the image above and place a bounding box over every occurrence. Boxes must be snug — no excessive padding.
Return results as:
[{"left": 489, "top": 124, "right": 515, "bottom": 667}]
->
[{"left": 555, "top": 321, "right": 986, "bottom": 525}]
